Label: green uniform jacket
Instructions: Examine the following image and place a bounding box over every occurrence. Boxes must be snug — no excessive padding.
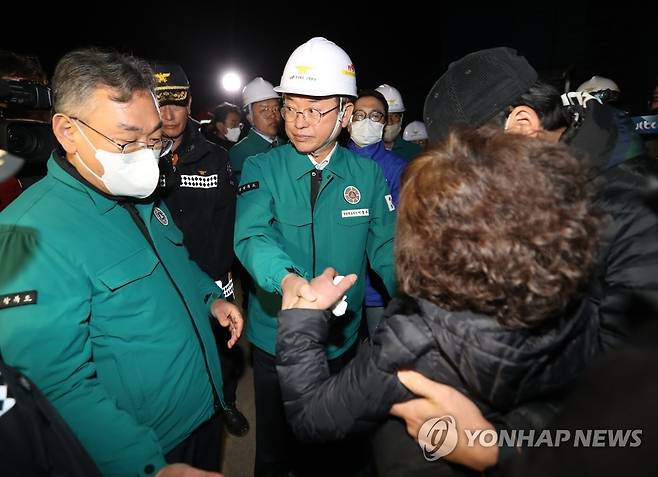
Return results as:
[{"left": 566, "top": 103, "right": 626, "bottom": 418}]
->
[
  {"left": 229, "top": 129, "right": 284, "bottom": 182},
  {"left": 234, "top": 143, "right": 396, "bottom": 359},
  {"left": 392, "top": 135, "right": 422, "bottom": 161},
  {"left": 0, "top": 154, "right": 225, "bottom": 477}
]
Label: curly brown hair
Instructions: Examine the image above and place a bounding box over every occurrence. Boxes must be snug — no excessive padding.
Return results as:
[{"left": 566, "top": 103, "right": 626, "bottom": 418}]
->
[{"left": 395, "top": 128, "right": 600, "bottom": 328}]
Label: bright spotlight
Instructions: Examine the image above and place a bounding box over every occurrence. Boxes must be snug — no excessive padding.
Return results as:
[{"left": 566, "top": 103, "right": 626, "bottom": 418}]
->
[{"left": 221, "top": 71, "right": 242, "bottom": 93}]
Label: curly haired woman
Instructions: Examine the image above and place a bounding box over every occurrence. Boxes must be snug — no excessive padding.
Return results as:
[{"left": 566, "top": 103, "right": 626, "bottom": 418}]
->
[{"left": 275, "top": 127, "right": 602, "bottom": 476}]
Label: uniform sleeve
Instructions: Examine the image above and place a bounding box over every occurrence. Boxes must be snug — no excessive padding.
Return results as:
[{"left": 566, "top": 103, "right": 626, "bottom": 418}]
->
[
  {"left": 0, "top": 227, "right": 168, "bottom": 477},
  {"left": 234, "top": 156, "right": 305, "bottom": 294},
  {"left": 367, "top": 165, "right": 397, "bottom": 297},
  {"left": 209, "top": 149, "right": 237, "bottom": 283},
  {"left": 276, "top": 308, "right": 411, "bottom": 442}
]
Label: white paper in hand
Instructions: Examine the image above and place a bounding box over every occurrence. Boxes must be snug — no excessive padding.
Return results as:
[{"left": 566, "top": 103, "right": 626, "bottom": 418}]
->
[{"left": 331, "top": 275, "right": 348, "bottom": 316}]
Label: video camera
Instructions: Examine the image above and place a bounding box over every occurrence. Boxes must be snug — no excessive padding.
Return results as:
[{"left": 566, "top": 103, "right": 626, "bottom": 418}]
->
[{"left": 0, "top": 79, "right": 56, "bottom": 166}]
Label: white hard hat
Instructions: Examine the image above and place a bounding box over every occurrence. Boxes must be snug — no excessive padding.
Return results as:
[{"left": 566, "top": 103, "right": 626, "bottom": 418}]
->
[
  {"left": 576, "top": 75, "right": 620, "bottom": 94},
  {"left": 274, "top": 37, "right": 357, "bottom": 97},
  {"left": 376, "top": 84, "right": 405, "bottom": 113},
  {"left": 403, "top": 121, "right": 428, "bottom": 141},
  {"left": 242, "top": 77, "right": 280, "bottom": 107}
]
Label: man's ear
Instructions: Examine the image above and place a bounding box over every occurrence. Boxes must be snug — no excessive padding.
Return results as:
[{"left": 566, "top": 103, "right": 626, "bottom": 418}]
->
[
  {"left": 340, "top": 102, "right": 354, "bottom": 128},
  {"left": 52, "top": 114, "right": 77, "bottom": 154},
  {"left": 505, "top": 105, "right": 542, "bottom": 137}
]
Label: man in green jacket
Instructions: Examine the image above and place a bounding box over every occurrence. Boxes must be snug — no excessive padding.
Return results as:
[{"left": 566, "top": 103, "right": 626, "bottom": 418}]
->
[
  {"left": 229, "top": 76, "right": 285, "bottom": 182},
  {"left": 234, "top": 37, "right": 396, "bottom": 476},
  {"left": 0, "top": 48, "right": 242, "bottom": 477}
]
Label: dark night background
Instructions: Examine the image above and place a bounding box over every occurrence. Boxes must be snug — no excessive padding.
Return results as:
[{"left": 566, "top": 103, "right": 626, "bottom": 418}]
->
[{"left": 4, "top": 2, "right": 657, "bottom": 121}]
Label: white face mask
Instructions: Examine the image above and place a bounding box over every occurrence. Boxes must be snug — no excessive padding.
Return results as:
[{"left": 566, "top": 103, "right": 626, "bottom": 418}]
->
[
  {"left": 74, "top": 122, "right": 160, "bottom": 198},
  {"left": 383, "top": 122, "right": 402, "bottom": 143},
  {"left": 350, "top": 118, "right": 384, "bottom": 147},
  {"left": 225, "top": 127, "right": 241, "bottom": 143}
]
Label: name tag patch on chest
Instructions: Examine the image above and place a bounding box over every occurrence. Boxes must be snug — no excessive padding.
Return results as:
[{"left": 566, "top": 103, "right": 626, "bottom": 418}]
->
[
  {"left": 180, "top": 174, "right": 218, "bottom": 189},
  {"left": 0, "top": 290, "right": 37, "bottom": 309},
  {"left": 341, "top": 208, "right": 369, "bottom": 218}
]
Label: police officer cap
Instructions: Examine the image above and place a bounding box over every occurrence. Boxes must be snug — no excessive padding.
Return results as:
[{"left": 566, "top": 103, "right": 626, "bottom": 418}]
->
[
  {"left": 152, "top": 61, "right": 190, "bottom": 107},
  {"left": 423, "top": 47, "right": 537, "bottom": 144}
]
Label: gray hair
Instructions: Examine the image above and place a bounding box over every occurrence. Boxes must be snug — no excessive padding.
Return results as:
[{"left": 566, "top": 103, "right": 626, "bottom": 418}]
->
[{"left": 52, "top": 48, "right": 154, "bottom": 116}]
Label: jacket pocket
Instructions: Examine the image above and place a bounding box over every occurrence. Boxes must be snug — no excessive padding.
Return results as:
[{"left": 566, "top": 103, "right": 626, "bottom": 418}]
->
[
  {"left": 97, "top": 248, "right": 158, "bottom": 292},
  {"left": 105, "top": 351, "right": 149, "bottom": 421},
  {"left": 337, "top": 216, "right": 370, "bottom": 227}
]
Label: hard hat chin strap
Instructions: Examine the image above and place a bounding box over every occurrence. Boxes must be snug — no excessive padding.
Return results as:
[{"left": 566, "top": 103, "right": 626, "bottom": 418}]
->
[{"left": 311, "top": 97, "right": 346, "bottom": 158}]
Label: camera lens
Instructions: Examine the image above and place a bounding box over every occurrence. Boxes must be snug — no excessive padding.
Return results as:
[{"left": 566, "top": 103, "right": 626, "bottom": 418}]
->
[
  {"left": 8, "top": 123, "right": 38, "bottom": 155},
  {"left": 1, "top": 121, "right": 55, "bottom": 163}
]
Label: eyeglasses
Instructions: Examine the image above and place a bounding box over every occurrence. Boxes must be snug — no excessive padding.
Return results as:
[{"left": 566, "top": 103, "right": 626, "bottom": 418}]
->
[
  {"left": 352, "top": 110, "right": 385, "bottom": 123},
  {"left": 281, "top": 104, "right": 339, "bottom": 125},
  {"left": 71, "top": 117, "right": 173, "bottom": 158},
  {"left": 387, "top": 112, "right": 403, "bottom": 124},
  {"left": 255, "top": 105, "right": 281, "bottom": 116}
]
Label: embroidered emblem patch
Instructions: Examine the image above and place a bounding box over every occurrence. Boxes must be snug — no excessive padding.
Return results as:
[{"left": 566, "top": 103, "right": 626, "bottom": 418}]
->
[
  {"left": 343, "top": 186, "right": 361, "bottom": 204},
  {"left": 153, "top": 207, "right": 168, "bottom": 226},
  {"left": 238, "top": 181, "right": 260, "bottom": 194},
  {"left": 0, "top": 290, "right": 37, "bottom": 309}
]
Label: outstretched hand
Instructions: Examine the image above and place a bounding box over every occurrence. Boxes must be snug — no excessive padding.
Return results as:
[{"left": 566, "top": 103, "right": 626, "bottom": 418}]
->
[
  {"left": 210, "top": 299, "right": 243, "bottom": 349},
  {"left": 282, "top": 267, "right": 357, "bottom": 311}
]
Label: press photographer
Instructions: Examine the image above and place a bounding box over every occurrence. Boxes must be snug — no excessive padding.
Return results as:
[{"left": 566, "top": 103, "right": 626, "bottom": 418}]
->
[{"left": 0, "top": 50, "right": 55, "bottom": 209}]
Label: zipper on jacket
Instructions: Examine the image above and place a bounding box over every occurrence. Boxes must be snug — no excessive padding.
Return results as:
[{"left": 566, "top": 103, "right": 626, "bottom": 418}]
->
[
  {"left": 120, "top": 202, "right": 222, "bottom": 412},
  {"left": 309, "top": 172, "right": 333, "bottom": 275}
]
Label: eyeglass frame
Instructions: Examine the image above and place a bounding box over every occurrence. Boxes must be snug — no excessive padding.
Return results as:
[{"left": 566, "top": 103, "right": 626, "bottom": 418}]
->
[
  {"left": 280, "top": 104, "right": 340, "bottom": 125},
  {"left": 70, "top": 116, "right": 173, "bottom": 157},
  {"left": 352, "top": 109, "right": 386, "bottom": 123},
  {"left": 253, "top": 104, "right": 281, "bottom": 116}
]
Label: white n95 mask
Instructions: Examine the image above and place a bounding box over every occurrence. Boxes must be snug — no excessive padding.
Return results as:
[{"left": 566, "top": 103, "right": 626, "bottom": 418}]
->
[
  {"left": 74, "top": 121, "right": 160, "bottom": 198},
  {"left": 350, "top": 118, "right": 384, "bottom": 147},
  {"left": 225, "top": 127, "right": 241, "bottom": 143}
]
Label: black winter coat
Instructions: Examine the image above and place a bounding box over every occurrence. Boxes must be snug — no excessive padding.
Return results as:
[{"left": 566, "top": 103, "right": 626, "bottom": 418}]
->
[
  {"left": 563, "top": 101, "right": 658, "bottom": 350},
  {"left": 276, "top": 295, "right": 600, "bottom": 474},
  {"left": 0, "top": 356, "right": 101, "bottom": 477},
  {"left": 158, "top": 120, "right": 237, "bottom": 289}
]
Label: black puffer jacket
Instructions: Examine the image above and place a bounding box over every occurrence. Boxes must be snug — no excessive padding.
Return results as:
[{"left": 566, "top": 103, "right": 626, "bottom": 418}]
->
[{"left": 277, "top": 295, "right": 599, "bottom": 451}]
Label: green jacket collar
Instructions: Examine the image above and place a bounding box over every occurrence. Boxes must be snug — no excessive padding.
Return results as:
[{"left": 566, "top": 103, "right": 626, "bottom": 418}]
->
[
  {"left": 247, "top": 128, "right": 274, "bottom": 146},
  {"left": 288, "top": 143, "right": 348, "bottom": 180},
  {"left": 50, "top": 149, "right": 154, "bottom": 215}
]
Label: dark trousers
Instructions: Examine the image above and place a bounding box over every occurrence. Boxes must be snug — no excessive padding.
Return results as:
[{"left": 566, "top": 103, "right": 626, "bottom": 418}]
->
[
  {"left": 165, "top": 413, "right": 222, "bottom": 472},
  {"left": 252, "top": 343, "right": 369, "bottom": 477},
  {"left": 212, "top": 320, "right": 244, "bottom": 404}
]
